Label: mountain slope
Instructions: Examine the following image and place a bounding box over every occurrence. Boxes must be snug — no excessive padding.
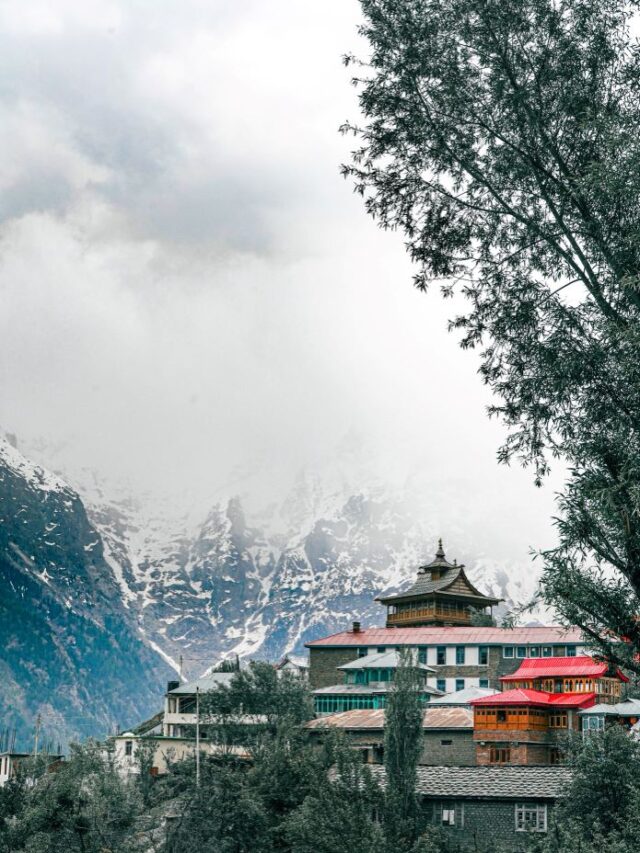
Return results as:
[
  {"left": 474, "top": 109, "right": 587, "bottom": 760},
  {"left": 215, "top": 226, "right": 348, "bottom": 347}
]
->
[{"left": 0, "top": 439, "right": 172, "bottom": 749}]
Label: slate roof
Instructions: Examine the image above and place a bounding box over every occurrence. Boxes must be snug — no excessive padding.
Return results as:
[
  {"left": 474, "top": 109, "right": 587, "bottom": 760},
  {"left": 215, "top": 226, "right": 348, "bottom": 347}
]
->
[
  {"left": 368, "top": 765, "right": 572, "bottom": 799},
  {"left": 471, "top": 688, "right": 596, "bottom": 709},
  {"left": 500, "top": 656, "right": 629, "bottom": 683},
  {"left": 376, "top": 542, "right": 501, "bottom": 606},
  {"left": 306, "top": 625, "right": 584, "bottom": 648},
  {"left": 338, "top": 650, "right": 435, "bottom": 673},
  {"left": 305, "top": 707, "right": 473, "bottom": 731}
]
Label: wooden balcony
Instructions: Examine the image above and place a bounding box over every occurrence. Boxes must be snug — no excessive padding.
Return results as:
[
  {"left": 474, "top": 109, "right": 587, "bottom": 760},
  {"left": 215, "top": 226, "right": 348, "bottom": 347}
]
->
[{"left": 386, "top": 604, "right": 473, "bottom": 627}]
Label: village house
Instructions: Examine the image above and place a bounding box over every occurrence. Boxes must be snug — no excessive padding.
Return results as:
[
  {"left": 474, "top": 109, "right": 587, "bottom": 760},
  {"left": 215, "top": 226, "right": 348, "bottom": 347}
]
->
[
  {"left": 369, "top": 765, "right": 571, "bottom": 851},
  {"left": 307, "top": 543, "right": 585, "bottom": 693},
  {"left": 466, "top": 654, "right": 631, "bottom": 766},
  {"left": 312, "top": 649, "right": 443, "bottom": 715},
  {"left": 578, "top": 697, "right": 640, "bottom": 734},
  {"left": 305, "top": 705, "right": 475, "bottom": 765},
  {"left": 0, "top": 751, "right": 64, "bottom": 788}
]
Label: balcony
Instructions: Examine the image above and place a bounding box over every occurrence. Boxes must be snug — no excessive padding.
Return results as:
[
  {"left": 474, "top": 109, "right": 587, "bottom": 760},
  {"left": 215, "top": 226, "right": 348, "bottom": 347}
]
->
[{"left": 386, "top": 605, "right": 473, "bottom": 627}]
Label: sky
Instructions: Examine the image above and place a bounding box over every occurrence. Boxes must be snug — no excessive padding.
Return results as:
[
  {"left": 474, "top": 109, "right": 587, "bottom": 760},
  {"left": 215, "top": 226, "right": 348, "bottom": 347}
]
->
[{"left": 0, "top": 1, "right": 559, "bottom": 553}]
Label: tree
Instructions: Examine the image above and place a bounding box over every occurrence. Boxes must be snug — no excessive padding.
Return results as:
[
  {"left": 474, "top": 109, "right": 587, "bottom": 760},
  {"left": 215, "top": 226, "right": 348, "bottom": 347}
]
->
[
  {"left": 285, "top": 745, "right": 385, "bottom": 853},
  {"left": 343, "top": 0, "right": 640, "bottom": 670},
  {"left": 539, "top": 726, "right": 640, "bottom": 852},
  {"left": 383, "top": 649, "right": 425, "bottom": 850}
]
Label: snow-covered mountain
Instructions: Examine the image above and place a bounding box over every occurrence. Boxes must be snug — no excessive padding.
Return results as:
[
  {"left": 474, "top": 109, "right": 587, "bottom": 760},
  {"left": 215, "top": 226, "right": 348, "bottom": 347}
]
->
[{"left": 0, "top": 430, "right": 547, "bottom": 744}]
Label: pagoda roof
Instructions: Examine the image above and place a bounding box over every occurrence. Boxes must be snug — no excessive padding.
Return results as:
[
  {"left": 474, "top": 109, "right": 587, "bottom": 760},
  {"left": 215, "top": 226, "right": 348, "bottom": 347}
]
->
[
  {"left": 470, "top": 688, "right": 597, "bottom": 709},
  {"left": 500, "top": 656, "right": 629, "bottom": 683},
  {"left": 376, "top": 540, "right": 502, "bottom": 606}
]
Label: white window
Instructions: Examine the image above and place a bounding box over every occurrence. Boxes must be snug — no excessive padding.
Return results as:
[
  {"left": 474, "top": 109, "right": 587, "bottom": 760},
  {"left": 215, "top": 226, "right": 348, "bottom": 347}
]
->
[
  {"left": 515, "top": 803, "right": 547, "bottom": 832},
  {"left": 431, "top": 801, "right": 464, "bottom": 828},
  {"left": 503, "top": 646, "right": 514, "bottom": 658}
]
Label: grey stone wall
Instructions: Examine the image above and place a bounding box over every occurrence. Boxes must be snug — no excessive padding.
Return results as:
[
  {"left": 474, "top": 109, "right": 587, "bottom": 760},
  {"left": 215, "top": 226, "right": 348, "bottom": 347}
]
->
[{"left": 422, "top": 798, "right": 555, "bottom": 852}]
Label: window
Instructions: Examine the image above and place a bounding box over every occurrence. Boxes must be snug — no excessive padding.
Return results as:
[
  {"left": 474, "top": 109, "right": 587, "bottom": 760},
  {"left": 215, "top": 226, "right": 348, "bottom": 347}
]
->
[
  {"left": 479, "top": 678, "right": 489, "bottom": 688},
  {"left": 357, "top": 647, "right": 368, "bottom": 658},
  {"left": 515, "top": 803, "right": 548, "bottom": 832},
  {"left": 490, "top": 746, "right": 511, "bottom": 764},
  {"left": 517, "top": 646, "right": 527, "bottom": 658},
  {"left": 377, "top": 646, "right": 386, "bottom": 654},
  {"left": 418, "top": 646, "right": 428, "bottom": 664},
  {"left": 479, "top": 646, "right": 488, "bottom": 666},
  {"left": 542, "top": 646, "right": 553, "bottom": 657},
  {"left": 125, "top": 740, "right": 133, "bottom": 757},
  {"left": 503, "top": 646, "right": 514, "bottom": 658},
  {"left": 497, "top": 710, "right": 507, "bottom": 723},
  {"left": 440, "top": 739, "right": 452, "bottom": 746},
  {"left": 437, "top": 646, "right": 446, "bottom": 665},
  {"left": 455, "top": 679, "right": 465, "bottom": 692},
  {"left": 566, "top": 645, "right": 577, "bottom": 657},
  {"left": 530, "top": 646, "right": 541, "bottom": 658},
  {"left": 428, "top": 801, "right": 463, "bottom": 828},
  {"left": 456, "top": 646, "right": 465, "bottom": 665},
  {"left": 549, "top": 747, "right": 565, "bottom": 765},
  {"left": 582, "top": 715, "right": 605, "bottom": 732},
  {"left": 549, "top": 712, "right": 568, "bottom": 728},
  {"left": 437, "top": 679, "right": 446, "bottom": 693}
]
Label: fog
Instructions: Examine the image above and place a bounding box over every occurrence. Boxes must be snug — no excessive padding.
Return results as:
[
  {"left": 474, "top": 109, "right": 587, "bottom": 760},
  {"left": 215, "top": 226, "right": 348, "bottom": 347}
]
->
[{"left": 0, "top": 1, "right": 558, "bottom": 554}]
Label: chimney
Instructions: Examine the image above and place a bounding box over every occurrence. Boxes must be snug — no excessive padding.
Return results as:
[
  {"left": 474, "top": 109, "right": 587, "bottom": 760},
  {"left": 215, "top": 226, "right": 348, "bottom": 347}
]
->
[{"left": 352, "top": 621, "right": 361, "bottom": 634}]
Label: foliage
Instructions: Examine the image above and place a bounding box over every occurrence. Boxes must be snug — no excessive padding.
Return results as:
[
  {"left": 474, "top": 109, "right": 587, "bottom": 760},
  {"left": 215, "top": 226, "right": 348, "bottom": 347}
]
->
[
  {"left": 0, "top": 742, "right": 139, "bottom": 853},
  {"left": 343, "top": 0, "right": 640, "bottom": 670},
  {"left": 384, "top": 649, "right": 425, "bottom": 851}
]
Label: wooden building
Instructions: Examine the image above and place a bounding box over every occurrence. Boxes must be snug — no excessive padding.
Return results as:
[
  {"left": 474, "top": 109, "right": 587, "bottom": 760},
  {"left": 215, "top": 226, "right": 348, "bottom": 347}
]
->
[
  {"left": 499, "top": 656, "right": 628, "bottom": 704},
  {"left": 471, "top": 688, "right": 596, "bottom": 765},
  {"left": 376, "top": 540, "right": 502, "bottom": 628}
]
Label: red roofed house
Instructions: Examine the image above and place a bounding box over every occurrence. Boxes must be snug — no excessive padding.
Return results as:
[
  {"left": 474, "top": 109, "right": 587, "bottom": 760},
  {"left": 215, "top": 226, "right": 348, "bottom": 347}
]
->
[
  {"left": 469, "top": 656, "right": 629, "bottom": 766},
  {"left": 499, "top": 656, "right": 628, "bottom": 704}
]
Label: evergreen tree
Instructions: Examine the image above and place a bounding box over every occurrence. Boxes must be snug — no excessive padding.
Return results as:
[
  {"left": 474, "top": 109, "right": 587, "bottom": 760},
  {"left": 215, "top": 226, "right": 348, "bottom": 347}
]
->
[
  {"left": 383, "top": 649, "right": 424, "bottom": 851},
  {"left": 343, "top": 0, "right": 640, "bottom": 670}
]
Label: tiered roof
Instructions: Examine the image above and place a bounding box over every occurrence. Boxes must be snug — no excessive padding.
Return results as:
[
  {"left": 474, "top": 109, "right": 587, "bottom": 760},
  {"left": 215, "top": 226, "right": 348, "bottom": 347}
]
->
[
  {"left": 376, "top": 540, "right": 501, "bottom": 607},
  {"left": 500, "top": 656, "right": 629, "bottom": 683}
]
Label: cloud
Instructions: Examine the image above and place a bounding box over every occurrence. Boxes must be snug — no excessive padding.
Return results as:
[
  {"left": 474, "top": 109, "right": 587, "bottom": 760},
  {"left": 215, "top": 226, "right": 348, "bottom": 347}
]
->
[{"left": 0, "top": 1, "right": 558, "bottom": 562}]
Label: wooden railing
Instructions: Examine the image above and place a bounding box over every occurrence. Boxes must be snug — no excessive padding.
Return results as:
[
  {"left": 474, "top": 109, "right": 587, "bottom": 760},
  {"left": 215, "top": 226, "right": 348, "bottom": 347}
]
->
[{"left": 387, "top": 607, "right": 472, "bottom": 626}]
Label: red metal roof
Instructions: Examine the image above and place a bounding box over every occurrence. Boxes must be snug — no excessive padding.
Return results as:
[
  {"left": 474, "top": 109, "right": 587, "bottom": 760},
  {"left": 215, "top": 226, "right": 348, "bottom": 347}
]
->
[
  {"left": 470, "top": 688, "right": 597, "bottom": 709},
  {"left": 500, "top": 656, "right": 629, "bottom": 683},
  {"left": 305, "top": 625, "right": 583, "bottom": 647}
]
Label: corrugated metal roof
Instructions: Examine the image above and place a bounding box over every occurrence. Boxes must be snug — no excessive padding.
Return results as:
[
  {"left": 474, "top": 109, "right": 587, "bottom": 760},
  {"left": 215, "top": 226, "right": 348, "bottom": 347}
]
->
[
  {"left": 305, "top": 707, "right": 473, "bottom": 731},
  {"left": 579, "top": 699, "right": 640, "bottom": 716},
  {"left": 306, "top": 625, "right": 584, "bottom": 647},
  {"left": 167, "top": 672, "right": 234, "bottom": 694},
  {"left": 338, "top": 650, "right": 434, "bottom": 672},
  {"left": 500, "top": 656, "right": 628, "bottom": 681},
  {"left": 312, "top": 683, "right": 442, "bottom": 696},
  {"left": 471, "top": 688, "right": 596, "bottom": 708},
  {"left": 368, "top": 765, "right": 572, "bottom": 799},
  {"left": 429, "top": 687, "right": 499, "bottom": 706}
]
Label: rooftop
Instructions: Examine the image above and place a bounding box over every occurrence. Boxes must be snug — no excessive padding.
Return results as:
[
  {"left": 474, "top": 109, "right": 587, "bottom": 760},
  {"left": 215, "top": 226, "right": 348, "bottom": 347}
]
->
[
  {"left": 338, "top": 650, "right": 435, "bottom": 673},
  {"left": 167, "top": 672, "right": 235, "bottom": 694},
  {"left": 471, "top": 688, "right": 597, "bottom": 709},
  {"left": 375, "top": 541, "right": 501, "bottom": 607},
  {"left": 306, "top": 625, "right": 584, "bottom": 648},
  {"left": 579, "top": 698, "right": 640, "bottom": 716},
  {"left": 500, "top": 656, "right": 629, "bottom": 683},
  {"left": 313, "top": 682, "right": 443, "bottom": 697},
  {"left": 305, "top": 707, "right": 473, "bottom": 731},
  {"left": 429, "top": 687, "right": 500, "bottom": 706},
  {"left": 368, "top": 765, "right": 572, "bottom": 799}
]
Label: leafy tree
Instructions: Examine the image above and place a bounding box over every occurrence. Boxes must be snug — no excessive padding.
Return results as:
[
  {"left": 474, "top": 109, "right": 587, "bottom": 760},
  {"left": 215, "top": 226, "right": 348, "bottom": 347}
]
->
[
  {"left": 538, "top": 726, "right": 640, "bottom": 852},
  {"left": 343, "top": 0, "right": 640, "bottom": 670},
  {"left": 383, "top": 649, "right": 424, "bottom": 850},
  {"left": 285, "top": 745, "right": 385, "bottom": 853}
]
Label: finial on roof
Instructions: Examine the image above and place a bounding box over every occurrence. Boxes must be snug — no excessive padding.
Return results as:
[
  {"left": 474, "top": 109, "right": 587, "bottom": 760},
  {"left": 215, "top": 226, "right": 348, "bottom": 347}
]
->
[{"left": 436, "top": 538, "right": 445, "bottom": 559}]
